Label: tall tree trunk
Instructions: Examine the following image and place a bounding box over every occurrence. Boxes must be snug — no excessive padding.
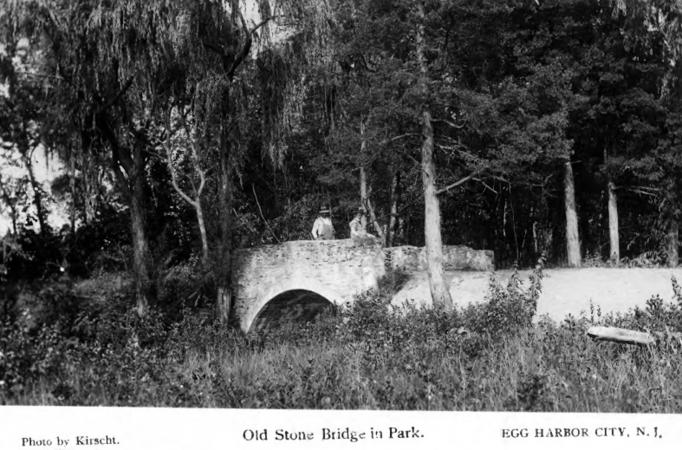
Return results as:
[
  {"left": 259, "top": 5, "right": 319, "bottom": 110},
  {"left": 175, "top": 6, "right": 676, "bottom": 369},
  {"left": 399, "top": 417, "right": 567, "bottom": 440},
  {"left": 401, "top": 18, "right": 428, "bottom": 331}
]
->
[
  {"left": 607, "top": 180, "right": 619, "bottom": 263},
  {"left": 21, "top": 149, "right": 47, "bottom": 235},
  {"left": 421, "top": 111, "right": 452, "bottom": 308},
  {"left": 359, "top": 166, "right": 368, "bottom": 232},
  {"left": 365, "top": 195, "right": 386, "bottom": 245},
  {"left": 196, "top": 204, "right": 209, "bottom": 267},
  {"left": 163, "top": 136, "right": 209, "bottom": 266},
  {"left": 130, "top": 144, "right": 152, "bottom": 316},
  {"left": 397, "top": 218, "right": 406, "bottom": 245},
  {"left": 99, "top": 116, "right": 153, "bottom": 316},
  {"left": 604, "top": 148, "right": 619, "bottom": 264},
  {"left": 564, "top": 159, "right": 581, "bottom": 267},
  {"left": 216, "top": 137, "right": 234, "bottom": 324},
  {"left": 668, "top": 219, "right": 679, "bottom": 267},
  {"left": 387, "top": 171, "right": 399, "bottom": 247},
  {"left": 416, "top": 1, "right": 452, "bottom": 309},
  {"left": 68, "top": 151, "right": 77, "bottom": 232},
  {"left": 660, "top": 63, "right": 680, "bottom": 267},
  {"left": 358, "top": 122, "right": 386, "bottom": 243},
  {"left": 83, "top": 156, "right": 96, "bottom": 224},
  {"left": 0, "top": 178, "right": 18, "bottom": 235},
  {"left": 358, "top": 120, "right": 371, "bottom": 233}
]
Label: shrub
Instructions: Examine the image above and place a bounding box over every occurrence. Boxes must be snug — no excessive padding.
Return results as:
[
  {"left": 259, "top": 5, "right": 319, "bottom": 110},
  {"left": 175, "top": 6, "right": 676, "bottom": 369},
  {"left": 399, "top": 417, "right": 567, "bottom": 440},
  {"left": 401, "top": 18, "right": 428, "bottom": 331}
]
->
[
  {"left": 155, "top": 260, "right": 210, "bottom": 317},
  {"left": 464, "top": 264, "right": 542, "bottom": 337},
  {"left": 11, "top": 283, "right": 85, "bottom": 334},
  {"left": 0, "top": 321, "right": 67, "bottom": 398},
  {"left": 7, "top": 263, "right": 682, "bottom": 412}
]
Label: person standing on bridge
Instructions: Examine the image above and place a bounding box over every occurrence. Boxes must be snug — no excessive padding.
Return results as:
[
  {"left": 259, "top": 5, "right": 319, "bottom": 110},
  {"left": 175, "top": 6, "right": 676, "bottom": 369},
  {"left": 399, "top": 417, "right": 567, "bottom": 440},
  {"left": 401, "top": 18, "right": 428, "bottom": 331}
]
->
[
  {"left": 349, "top": 207, "right": 375, "bottom": 240},
  {"left": 312, "top": 207, "right": 335, "bottom": 240},
  {"left": 349, "top": 207, "right": 365, "bottom": 239}
]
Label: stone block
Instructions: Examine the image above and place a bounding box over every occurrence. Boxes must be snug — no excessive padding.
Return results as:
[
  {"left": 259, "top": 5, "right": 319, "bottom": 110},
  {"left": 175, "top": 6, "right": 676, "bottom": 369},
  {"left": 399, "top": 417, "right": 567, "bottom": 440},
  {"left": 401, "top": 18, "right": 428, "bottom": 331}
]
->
[{"left": 387, "top": 245, "right": 494, "bottom": 272}]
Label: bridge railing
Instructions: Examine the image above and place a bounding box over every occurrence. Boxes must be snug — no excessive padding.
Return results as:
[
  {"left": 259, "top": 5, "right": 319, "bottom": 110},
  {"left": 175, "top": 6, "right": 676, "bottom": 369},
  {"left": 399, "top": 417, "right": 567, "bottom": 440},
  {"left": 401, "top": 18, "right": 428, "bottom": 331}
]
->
[{"left": 385, "top": 245, "right": 494, "bottom": 272}]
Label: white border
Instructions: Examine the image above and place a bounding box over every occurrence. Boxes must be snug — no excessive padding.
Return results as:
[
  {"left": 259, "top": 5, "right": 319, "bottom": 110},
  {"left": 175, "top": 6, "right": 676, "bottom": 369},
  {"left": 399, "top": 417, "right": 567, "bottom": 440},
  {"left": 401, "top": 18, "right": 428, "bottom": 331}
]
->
[{"left": 0, "top": 407, "right": 679, "bottom": 450}]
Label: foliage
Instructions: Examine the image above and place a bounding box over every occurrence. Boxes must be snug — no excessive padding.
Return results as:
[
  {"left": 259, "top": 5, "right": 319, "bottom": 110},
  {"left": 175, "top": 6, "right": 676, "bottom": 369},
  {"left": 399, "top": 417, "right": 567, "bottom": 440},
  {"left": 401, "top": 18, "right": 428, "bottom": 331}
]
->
[
  {"left": 1, "top": 0, "right": 682, "bottom": 282},
  {"left": 467, "top": 266, "right": 542, "bottom": 336},
  {"left": 4, "top": 0, "right": 682, "bottom": 413},
  {"left": 4, "top": 265, "right": 682, "bottom": 412}
]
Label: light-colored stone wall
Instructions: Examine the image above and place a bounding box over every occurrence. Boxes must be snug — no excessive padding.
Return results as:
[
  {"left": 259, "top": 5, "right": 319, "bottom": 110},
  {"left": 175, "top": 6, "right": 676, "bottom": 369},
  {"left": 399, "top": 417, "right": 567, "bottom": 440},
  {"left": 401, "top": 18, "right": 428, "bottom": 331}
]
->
[
  {"left": 232, "top": 240, "right": 493, "bottom": 332},
  {"left": 387, "top": 245, "right": 494, "bottom": 272},
  {"left": 232, "top": 239, "right": 385, "bottom": 332}
]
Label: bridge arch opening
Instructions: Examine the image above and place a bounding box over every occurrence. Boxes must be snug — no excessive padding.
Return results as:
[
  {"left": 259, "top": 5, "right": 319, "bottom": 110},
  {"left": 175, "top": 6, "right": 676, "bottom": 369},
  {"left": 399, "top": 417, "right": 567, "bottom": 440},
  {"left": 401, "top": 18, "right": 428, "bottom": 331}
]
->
[{"left": 250, "top": 289, "right": 336, "bottom": 332}]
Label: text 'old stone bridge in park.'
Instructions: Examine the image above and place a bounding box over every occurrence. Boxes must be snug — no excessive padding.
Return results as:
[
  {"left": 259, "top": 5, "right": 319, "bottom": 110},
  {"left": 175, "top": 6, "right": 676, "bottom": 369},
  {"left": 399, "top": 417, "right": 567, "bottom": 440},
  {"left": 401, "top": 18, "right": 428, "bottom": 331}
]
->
[{"left": 231, "top": 240, "right": 494, "bottom": 332}]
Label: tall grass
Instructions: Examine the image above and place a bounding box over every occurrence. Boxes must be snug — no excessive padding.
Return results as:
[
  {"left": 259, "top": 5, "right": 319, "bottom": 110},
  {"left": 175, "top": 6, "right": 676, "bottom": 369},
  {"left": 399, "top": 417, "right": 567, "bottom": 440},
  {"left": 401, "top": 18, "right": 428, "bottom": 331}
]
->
[{"left": 2, "top": 269, "right": 682, "bottom": 411}]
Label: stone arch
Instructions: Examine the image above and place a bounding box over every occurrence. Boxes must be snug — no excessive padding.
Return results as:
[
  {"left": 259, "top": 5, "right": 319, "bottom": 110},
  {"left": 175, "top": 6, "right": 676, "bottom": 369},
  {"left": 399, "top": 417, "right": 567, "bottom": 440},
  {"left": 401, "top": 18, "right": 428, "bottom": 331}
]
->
[
  {"left": 242, "top": 281, "right": 343, "bottom": 333},
  {"left": 249, "top": 289, "right": 336, "bottom": 332}
]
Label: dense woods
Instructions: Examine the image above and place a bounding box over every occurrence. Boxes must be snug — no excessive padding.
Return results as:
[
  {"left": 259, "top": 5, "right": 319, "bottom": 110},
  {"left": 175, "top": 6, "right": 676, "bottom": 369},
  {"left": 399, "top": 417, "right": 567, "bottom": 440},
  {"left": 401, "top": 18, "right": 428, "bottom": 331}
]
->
[
  {"left": 5, "top": 0, "right": 682, "bottom": 413},
  {"left": 1, "top": 0, "right": 682, "bottom": 314}
]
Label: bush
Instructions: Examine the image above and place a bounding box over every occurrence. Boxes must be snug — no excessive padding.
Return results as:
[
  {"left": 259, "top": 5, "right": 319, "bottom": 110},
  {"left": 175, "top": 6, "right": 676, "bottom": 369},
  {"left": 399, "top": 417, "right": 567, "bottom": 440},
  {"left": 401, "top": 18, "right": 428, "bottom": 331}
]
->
[
  {"left": 0, "top": 321, "right": 66, "bottom": 398},
  {"left": 5, "top": 264, "right": 682, "bottom": 412},
  {"left": 461, "top": 264, "right": 541, "bottom": 337},
  {"left": 155, "top": 260, "right": 210, "bottom": 317},
  {"left": 10, "top": 282, "right": 85, "bottom": 334},
  {"left": 3, "top": 231, "right": 64, "bottom": 281}
]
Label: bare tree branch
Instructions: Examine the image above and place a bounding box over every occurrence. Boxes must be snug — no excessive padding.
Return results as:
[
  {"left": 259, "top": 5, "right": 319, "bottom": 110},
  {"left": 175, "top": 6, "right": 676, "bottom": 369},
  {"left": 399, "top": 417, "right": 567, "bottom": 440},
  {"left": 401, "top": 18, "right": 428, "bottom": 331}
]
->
[
  {"left": 163, "top": 108, "right": 198, "bottom": 208},
  {"left": 472, "top": 177, "right": 498, "bottom": 194},
  {"left": 226, "top": 5, "right": 253, "bottom": 80},
  {"left": 250, "top": 15, "right": 283, "bottom": 36},
  {"left": 432, "top": 118, "right": 465, "bottom": 129},
  {"left": 379, "top": 133, "right": 420, "bottom": 146},
  {"left": 436, "top": 171, "right": 479, "bottom": 195},
  {"left": 251, "top": 183, "right": 280, "bottom": 243}
]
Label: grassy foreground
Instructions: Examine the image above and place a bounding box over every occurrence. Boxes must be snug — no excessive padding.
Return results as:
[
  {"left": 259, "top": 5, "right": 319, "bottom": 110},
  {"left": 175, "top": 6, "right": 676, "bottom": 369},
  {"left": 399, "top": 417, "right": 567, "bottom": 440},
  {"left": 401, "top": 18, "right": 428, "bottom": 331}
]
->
[{"left": 2, "top": 270, "right": 682, "bottom": 411}]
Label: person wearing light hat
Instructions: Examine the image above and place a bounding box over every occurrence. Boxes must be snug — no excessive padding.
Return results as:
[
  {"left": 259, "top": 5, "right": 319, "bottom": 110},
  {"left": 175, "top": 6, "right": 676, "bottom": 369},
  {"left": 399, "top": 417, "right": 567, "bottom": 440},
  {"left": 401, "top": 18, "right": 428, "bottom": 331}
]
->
[
  {"left": 312, "top": 206, "right": 335, "bottom": 240},
  {"left": 349, "top": 206, "right": 367, "bottom": 239}
]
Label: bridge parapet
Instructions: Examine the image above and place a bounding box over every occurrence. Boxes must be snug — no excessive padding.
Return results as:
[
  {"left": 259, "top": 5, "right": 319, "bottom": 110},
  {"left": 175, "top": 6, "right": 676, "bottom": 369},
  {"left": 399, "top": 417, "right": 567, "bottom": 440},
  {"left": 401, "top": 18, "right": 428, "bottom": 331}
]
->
[
  {"left": 387, "top": 245, "right": 494, "bottom": 272},
  {"left": 232, "top": 239, "right": 386, "bottom": 332},
  {"left": 231, "top": 240, "right": 493, "bottom": 332}
]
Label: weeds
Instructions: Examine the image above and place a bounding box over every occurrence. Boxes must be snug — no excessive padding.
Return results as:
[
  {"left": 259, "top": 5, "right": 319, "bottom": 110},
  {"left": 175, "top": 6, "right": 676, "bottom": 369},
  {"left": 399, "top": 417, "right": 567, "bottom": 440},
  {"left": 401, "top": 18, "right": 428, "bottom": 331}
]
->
[{"left": 2, "top": 266, "right": 682, "bottom": 411}]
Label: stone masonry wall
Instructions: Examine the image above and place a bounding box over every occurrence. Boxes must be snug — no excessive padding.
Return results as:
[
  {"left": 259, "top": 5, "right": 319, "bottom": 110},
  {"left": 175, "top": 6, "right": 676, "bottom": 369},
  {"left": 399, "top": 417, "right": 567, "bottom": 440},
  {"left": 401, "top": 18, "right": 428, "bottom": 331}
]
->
[
  {"left": 232, "top": 240, "right": 494, "bottom": 332},
  {"left": 387, "top": 245, "right": 494, "bottom": 272},
  {"left": 232, "top": 239, "right": 386, "bottom": 332}
]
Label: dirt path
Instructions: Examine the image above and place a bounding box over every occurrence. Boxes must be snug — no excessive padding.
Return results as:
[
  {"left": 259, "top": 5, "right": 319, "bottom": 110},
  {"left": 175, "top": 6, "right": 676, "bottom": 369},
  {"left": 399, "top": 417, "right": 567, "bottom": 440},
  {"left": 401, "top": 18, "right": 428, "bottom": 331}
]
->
[{"left": 391, "top": 268, "right": 682, "bottom": 321}]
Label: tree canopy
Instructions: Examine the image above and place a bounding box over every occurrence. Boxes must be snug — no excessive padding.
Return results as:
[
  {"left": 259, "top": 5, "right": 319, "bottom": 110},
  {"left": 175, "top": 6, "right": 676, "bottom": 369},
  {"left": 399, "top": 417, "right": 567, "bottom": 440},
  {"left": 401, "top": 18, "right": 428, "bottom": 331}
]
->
[{"left": 2, "top": 0, "right": 682, "bottom": 314}]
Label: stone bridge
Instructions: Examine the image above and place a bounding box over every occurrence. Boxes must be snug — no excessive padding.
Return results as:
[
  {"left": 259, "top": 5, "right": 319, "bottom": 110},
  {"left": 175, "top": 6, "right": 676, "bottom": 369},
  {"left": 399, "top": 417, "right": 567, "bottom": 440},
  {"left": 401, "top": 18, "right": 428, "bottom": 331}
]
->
[{"left": 232, "top": 240, "right": 493, "bottom": 332}]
